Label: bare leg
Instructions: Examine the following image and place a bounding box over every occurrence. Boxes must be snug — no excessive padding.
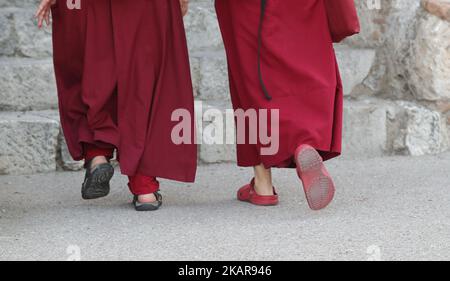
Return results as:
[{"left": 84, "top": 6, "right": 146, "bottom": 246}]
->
[{"left": 253, "top": 164, "right": 275, "bottom": 196}]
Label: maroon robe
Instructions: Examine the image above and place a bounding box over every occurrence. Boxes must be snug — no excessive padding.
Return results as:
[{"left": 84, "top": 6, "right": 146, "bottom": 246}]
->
[
  {"left": 215, "top": 0, "right": 343, "bottom": 168},
  {"left": 51, "top": 0, "right": 197, "bottom": 182}
]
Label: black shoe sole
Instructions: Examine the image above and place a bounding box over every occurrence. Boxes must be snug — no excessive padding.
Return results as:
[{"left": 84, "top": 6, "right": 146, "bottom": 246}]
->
[
  {"left": 134, "top": 204, "right": 161, "bottom": 212},
  {"left": 82, "top": 164, "right": 114, "bottom": 200},
  {"left": 133, "top": 193, "right": 162, "bottom": 212}
]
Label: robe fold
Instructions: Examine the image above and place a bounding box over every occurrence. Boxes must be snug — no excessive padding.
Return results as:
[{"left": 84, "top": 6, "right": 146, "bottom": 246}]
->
[
  {"left": 215, "top": 0, "right": 343, "bottom": 168},
  {"left": 51, "top": 0, "right": 197, "bottom": 182}
]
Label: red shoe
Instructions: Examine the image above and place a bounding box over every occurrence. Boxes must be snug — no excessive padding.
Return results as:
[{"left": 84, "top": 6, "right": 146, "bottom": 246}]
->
[
  {"left": 294, "top": 144, "right": 335, "bottom": 210},
  {"left": 237, "top": 179, "right": 279, "bottom": 206}
]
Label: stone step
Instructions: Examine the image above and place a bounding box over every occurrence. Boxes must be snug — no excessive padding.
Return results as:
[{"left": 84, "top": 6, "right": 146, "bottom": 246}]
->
[
  {"left": 0, "top": 110, "right": 59, "bottom": 175},
  {"left": 387, "top": 101, "right": 449, "bottom": 156},
  {"left": 1, "top": 3, "right": 374, "bottom": 107},
  {"left": 0, "top": 0, "right": 39, "bottom": 9},
  {"left": 0, "top": 46, "right": 374, "bottom": 111},
  {"left": 190, "top": 49, "right": 229, "bottom": 102},
  {"left": 0, "top": 58, "right": 57, "bottom": 111},
  {"left": 343, "top": 99, "right": 450, "bottom": 159},
  {"left": 195, "top": 99, "right": 390, "bottom": 163},
  {"left": 195, "top": 98, "right": 449, "bottom": 162},
  {"left": 0, "top": 110, "right": 84, "bottom": 175},
  {"left": 342, "top": 99, "right": 389, "bottom": 159},
  {"left": 2, "top": 99, "right": 448, "bottom": 175},
  {"left": 0, "top": 0, "right": 220, "bottom": 58},
  {"left": 334, "top": 45, "right": 376, "bottom": 96},
  {"left": 0, "top": 102, "right": 237, "bottom": 175},
  {"left": 0, "top": 7, "right": 52, "bottom": 58},
  {"left": 0, "top": 103, "right": 238, "bottom": 174},
  {"left": 31, "top": 110, "right": 85, "bottom": 171},
  {"left": 184, "top": 0, "right": 223, "bottom": 52},
  {"left": 194, "top": 100, "right": 236, "bottom": 164}
]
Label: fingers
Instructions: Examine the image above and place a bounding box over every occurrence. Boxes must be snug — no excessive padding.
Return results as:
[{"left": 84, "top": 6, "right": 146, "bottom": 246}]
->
[
  {"left": 44, "top": 8, "right": 51, "bottom": 26},
  {"left": 35, "top": 1, "right": 45, "bottom": 18},
  {"left": 35, "top": 8, "right": 44, "bottom": 28},
  {"left": 35, "top": 0, "right": 52, "bottom": 28},
  {"left": 36, "top": 9, "right": 46, "bottom": 28},
  {"left": 37, "top": 13, "right": 44, "bottom": 28},
  {"left": 37, "top": 9, "right": 47, "bottom": 28},
  {"left": 35, "top": 0, "right": 49, "bottom": 18}
]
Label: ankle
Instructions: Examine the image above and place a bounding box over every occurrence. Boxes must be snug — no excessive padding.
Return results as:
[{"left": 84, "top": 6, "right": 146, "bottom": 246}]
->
[
  {"left": 138, "top": 193, "right": 157, "bottom": 203},
  {"left": 90, "top": 156, "right": 108, "bottom": 169},
  {"left": 253, "top": 177, "right": 274, "bottom": 196}
]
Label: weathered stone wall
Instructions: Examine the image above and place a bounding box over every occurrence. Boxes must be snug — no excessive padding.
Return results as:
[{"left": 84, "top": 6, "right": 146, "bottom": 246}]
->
[
  {"left": 0, "top": 0, "right": 449, "bottom": 175},
  {"left": 347, "top": 0, "right": 450, "bottom": 156}
]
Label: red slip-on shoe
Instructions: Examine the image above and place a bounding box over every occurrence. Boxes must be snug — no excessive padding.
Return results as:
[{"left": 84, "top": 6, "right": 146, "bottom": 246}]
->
[
  {"left": 237, "top": 178, "right": 279, "bottom": 206},
  {"left": 294, "top": 144, "right": 335, "bottom": 210}
]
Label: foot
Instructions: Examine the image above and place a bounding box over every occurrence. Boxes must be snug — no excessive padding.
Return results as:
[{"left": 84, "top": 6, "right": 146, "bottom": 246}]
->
[
  {"left": 81, "top": 156, "right": 114, "bottom": 200},
  {"left": 90, "top": 156, "right": 108, "bottom": 171},
  {"left": 237, "top": 179, "right": 279, "bottom": 206},
  {"left": 137, "top": 193, "right": 157, "bottom": 203},
  {"left": 254, "top": 177, "right": 276, "bottom": 196},
  {"left": 294, "top": 144, "right": 335, "bottom": 210},
  {"left": 133, "top": 192, "right": 162, "bottom": 212}
]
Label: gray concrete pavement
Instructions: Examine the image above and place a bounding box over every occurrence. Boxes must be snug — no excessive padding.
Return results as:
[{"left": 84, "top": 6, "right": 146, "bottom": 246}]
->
[{"left": 0, "top": 153, "right": 450, "bottom": 261}]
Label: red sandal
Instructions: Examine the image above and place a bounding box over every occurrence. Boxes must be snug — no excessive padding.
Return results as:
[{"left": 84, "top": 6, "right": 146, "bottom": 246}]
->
[
  {"left": 237, "top": 178, "right": 279, "bottom": 206},
  {"left": 294, "top": 144, "right": 335, "bottom": 210}
]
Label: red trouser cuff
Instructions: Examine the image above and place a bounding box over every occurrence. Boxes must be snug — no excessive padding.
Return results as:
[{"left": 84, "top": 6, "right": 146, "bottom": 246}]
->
[
  {"left": 128, "top": 174, "right": 160, "bottom": 195},
  {"left": 83, "top": 143, "right": 114, "bottom": 163}
]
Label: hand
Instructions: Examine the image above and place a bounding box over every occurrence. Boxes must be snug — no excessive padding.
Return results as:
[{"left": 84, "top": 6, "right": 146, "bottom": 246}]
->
[
  {"left": 180, "top": 0, "right": 189, "bottom": 17},
  {"left": 35, "top": 0, "right": 56, "bottom": 28}
]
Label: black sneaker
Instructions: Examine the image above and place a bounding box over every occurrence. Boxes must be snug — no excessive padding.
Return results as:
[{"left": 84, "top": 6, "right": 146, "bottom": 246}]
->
[{"left": 81, "top": 161, "right": 114, "bottom": 200}]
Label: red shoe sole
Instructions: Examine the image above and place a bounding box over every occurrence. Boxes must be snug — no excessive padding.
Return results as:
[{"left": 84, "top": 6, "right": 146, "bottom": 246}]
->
[
  {"left": 295, "top": 145, "right": 335, "bottom": 210},
  {"left": 237, "top": 182, "right": 279, "bottom": 206},
  {"left": 238, "top": 194, "right": 279, "bottom": 206}
]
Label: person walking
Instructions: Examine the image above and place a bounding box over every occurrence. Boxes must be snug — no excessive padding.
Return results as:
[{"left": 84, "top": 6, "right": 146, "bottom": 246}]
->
[
  {"left": 215, "top": 0, "right": 354, "bottom": 210},
  {"left": 35, "top": 0, "right": 196, "bottom": 211}
]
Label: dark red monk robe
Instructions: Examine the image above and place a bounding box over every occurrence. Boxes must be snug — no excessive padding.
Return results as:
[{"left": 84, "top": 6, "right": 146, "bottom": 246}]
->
[
  {"left": 51, "top": 0, "right": 197, "bottom": 182},
  {"left": 215, "top": 0, "right": 343, "bottom": 168}
]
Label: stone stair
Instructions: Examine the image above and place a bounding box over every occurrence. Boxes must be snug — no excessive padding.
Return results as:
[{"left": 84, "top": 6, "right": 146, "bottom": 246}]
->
[
  {"left": 0, "top": 111, "right": 59, "bottom": 175},
  {"left": 1, "top": 0, "right": 447, "bottom": 175},
  {"left": 0, "top": 58, "right": 57, "bottom": 111},
  {"left": 0, "top": 0, "right": 381, "bottom": 175},
  {"left": 0, "top": 1, "right": 61, "bottom": 175}
]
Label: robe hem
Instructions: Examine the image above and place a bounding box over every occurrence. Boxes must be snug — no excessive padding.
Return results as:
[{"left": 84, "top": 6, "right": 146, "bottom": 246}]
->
[
  {"left": 121, "top": 167, "right": 197, "bottom": 183},
  {"left": 237, "top": 144, "right": 341, "bottom": 169}
]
